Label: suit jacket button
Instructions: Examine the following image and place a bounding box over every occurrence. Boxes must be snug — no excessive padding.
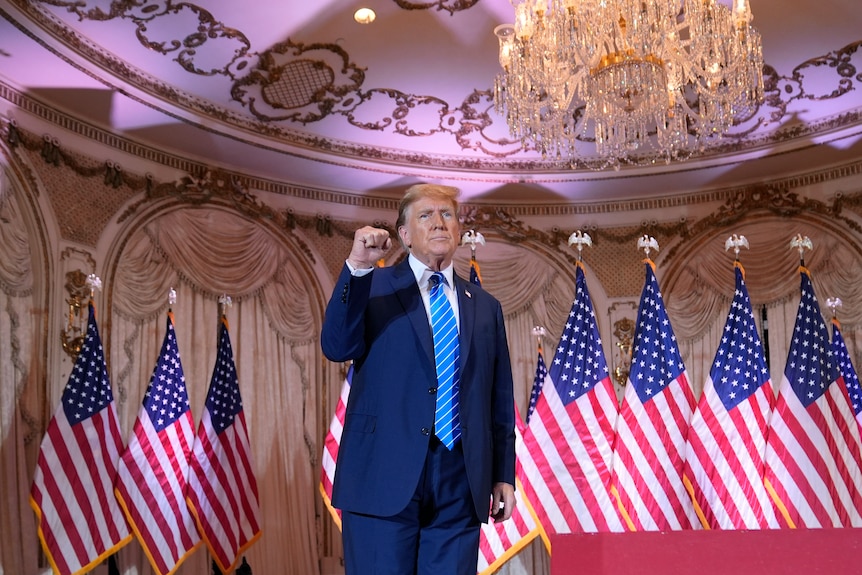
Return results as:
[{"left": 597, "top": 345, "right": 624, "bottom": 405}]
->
[
  {"left": 428, "top": 387, "right": 437, "bottom": 394},
  {"left": 421, "top": 427, "right": 430, "bottom": 436}
]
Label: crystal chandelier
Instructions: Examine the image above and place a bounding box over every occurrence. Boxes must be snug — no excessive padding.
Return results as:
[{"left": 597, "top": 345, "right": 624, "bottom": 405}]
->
[{"left": 493, "top": 0, "right": 765, "bottom": 168}]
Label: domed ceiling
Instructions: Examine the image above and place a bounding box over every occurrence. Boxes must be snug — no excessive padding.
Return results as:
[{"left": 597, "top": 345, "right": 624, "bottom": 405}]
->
[{"left": 1, "top": 0, "right": 861, "bottom": 204}]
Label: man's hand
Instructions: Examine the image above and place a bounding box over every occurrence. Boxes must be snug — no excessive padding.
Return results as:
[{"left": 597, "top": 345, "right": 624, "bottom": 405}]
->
[
  {"left": 347, "top": 226, "right": 392, "bottom": 270},
  {"left": 490, "top": 482, "right": 515, "bottom": 522}
]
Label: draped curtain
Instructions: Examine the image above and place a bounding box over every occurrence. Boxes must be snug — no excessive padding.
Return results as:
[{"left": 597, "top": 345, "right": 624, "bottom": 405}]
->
[{"left": 0, "top": 171, "right": 42, "bottom": 575}]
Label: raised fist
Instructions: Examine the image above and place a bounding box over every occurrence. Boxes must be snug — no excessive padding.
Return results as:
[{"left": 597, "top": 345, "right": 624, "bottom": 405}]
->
[{"left": 347, "top": 226, "right": 392, "bottom": 270}]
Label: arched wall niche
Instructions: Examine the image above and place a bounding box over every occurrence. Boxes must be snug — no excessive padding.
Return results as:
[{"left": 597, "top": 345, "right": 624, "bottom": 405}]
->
[
  {"left": 100, "top": 189, "right": 335, "bottom": 574},
  {"left": 660, "top": 209, "right": 862, "bottom": 395},
  {"left": 0, "top": 142, "right": 56, "bottom": 575}
]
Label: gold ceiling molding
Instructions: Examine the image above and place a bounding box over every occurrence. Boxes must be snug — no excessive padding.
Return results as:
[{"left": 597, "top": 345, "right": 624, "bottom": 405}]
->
[
  {"left": 4, "top": 0, "right": 862, "bottom": 170},
  {"left": 3, "top": 100, "right": 862, "bottom": 227},
  {"left": 7, "top": 104, "right": 862, "bottom": 305}
]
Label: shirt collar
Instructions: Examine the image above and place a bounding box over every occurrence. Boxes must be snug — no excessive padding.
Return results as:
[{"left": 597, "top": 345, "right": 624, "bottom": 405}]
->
[{"left": 408, "top": 254, "right": 454, "bottom": 289}]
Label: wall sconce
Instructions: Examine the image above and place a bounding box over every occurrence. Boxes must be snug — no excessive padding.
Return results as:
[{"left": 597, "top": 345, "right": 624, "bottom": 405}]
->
[
  {"left": 612, "top": 317, "right": 634, "bottom": 387},
  {"left": 60, "top": 270, "right": 100, "bottom": 358}
]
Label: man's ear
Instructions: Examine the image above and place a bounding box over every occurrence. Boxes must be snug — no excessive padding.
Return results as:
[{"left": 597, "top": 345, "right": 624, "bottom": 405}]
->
[{"left": 398, "top": 225, "right": 410, "bottom": 248}]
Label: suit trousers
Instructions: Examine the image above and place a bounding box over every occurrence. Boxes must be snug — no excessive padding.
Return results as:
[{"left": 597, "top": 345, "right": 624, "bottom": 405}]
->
[{"left": 341, "top": 437, "right": 481, "bottom": 575}]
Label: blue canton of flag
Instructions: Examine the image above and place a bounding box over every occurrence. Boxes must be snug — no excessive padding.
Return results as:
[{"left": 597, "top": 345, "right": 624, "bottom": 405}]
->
[
  {"left": 62, "top": 312, "right": 115, "bottom": 422},
  {"left": 146, "top": 321, "right": 192, "bottom": 432},
  {"left": 548, "top": 265, "right": 610, "bottom": 402},
  {"left": 785, "top": 272, "right": 838, "bottom": 408},
  {"left": 630, "top": 263, "right": 686, "bottom": 403},
  {"left": 525, "top": 350, "right": 548, "bottom": 424},
  {"left": 832, "top": 321, "right": 862, "bottom": 419},
  {"left": 710, "top": 266, "right": 771, "bottom": 410},
  {"left": 207, "top": 325, "right": 244, "bottom": 433}
]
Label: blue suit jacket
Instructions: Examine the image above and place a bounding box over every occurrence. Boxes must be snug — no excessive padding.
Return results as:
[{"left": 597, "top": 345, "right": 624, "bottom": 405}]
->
[{"left": 321, "top": 259, "right": 516, "bottom": 519}]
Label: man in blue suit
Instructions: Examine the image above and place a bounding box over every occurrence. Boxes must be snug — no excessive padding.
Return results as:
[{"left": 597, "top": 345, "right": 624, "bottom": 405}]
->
[{"left": 321, "top": 183, "right": 516, "bottom": 575}]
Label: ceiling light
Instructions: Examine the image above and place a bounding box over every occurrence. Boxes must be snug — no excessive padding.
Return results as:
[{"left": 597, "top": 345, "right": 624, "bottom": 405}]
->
[
  {"left": 354, "top": 8, "right": 376, "bottom": 25},
  {"left": 493, "top": 0, "right": 765, "bottom": 169}
]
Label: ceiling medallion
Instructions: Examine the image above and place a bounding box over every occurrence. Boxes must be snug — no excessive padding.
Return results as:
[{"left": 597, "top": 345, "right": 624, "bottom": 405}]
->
[{"left": 493, "top": 0, "right": 765, "bottom": 169}]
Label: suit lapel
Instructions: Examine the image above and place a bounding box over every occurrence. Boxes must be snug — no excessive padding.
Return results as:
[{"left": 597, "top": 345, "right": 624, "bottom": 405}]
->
[
  {"left": 454, "top": 274, "right": 475, "bottom": 370},
  {"left": 388, "top": 262, "right": 475, "bottom": 375},
  {"left": 390, "top": 259, "right": 435, "bottom": 367}
]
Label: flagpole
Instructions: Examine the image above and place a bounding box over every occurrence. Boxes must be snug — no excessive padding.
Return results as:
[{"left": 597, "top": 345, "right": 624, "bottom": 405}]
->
[
  {"left": 532, "top": 326, "right": 545, "bottom": 356},
  {"left": 826, "top": 297, "right": 843, "bottom": 325},
  {"left": 637, "top": 234, "right": 659, "bottom": 264},
  {"left": 167, "top": 286, "right": 177, "bottom": 324},
  {"left": 85, "top": 274, "right": 124, "bottom": 573},
  {"left": 461, "top": 229, "right": 485, "bottom": 286},
  {"left": 790, "top": 233, "right": 813, "bottom": 268}
]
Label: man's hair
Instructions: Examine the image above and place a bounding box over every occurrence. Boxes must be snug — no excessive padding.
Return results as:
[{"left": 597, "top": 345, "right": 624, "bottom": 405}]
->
[{"left": 395, "top": 183, "right": 460, "bottom": 231}]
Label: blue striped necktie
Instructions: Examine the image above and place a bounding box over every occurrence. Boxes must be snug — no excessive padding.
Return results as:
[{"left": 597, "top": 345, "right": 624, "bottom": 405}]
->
[{"left": 428, "top": 272, "right": 461, "bottom": 449}]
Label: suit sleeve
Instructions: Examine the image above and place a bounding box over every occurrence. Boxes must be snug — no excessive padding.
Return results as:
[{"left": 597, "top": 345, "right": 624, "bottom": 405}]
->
[
  {"left": 321, "top": 263, "right": 373, "bottom": 362},
  {"left": 491, "top": 299, "right": 517, "bottom": 486}
]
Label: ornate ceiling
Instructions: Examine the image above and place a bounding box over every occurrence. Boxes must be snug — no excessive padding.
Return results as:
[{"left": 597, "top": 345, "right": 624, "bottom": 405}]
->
[{"left": 1, "top": 0, "right": 861, "bottom": 204}]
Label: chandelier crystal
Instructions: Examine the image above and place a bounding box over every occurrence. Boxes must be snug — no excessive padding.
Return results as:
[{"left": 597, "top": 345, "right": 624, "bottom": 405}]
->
[{"left": 493, "top": 0, "right": 765, "bottom": 168}]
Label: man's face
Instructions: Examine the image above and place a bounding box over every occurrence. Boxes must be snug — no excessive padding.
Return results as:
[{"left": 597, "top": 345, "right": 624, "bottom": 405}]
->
[{"left": 398, "top": 196, "right": 460, "bottom": 270}]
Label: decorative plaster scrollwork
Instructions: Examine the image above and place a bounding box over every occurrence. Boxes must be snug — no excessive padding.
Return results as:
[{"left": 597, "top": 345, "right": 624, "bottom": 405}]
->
[
  {"left": 231, "top": 40, "right": 365, "bottom": 124},
  {"left": 14, "top": 0, "right": 862, "bottom": 166},
  {"left": 393, "top": 0, "right": 480, "bottom": 14}
]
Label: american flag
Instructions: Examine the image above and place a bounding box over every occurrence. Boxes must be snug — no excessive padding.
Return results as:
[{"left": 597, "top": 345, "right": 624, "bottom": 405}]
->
[
  {"left": 525, "top": 348, "right": 547, "bottom": 425},
  {"left": 519, "top": 264, "right": 623, "bottom": 534},
  {"left": 611, "top": 261, "right": 698, "bottom": 531},
  {"left": 114, "top": 312, "right": 201, "bottom": 575},
  {"left": 463, "top": 255, "right": 542, "bottom": 573},
  {"left": 478, "top": 414, "right": 542, "bottom": 575},
  {"left": 683, "top": 263, "right": 778, "bottom": 529},
  {"left": 319, "top": 364, "right": 352, "bottom": 528},
  {"left": 187, "top": 318, "right": 261, "bottom": 574},
  {"left": 30, "top": 303, "right": 131, "bottom": 575},
  {"left": 763, "top": 268, "right": 862, "bottom": 527},
  {"left": 832, "top": 319, "right": 862, "bottom": 428}
]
